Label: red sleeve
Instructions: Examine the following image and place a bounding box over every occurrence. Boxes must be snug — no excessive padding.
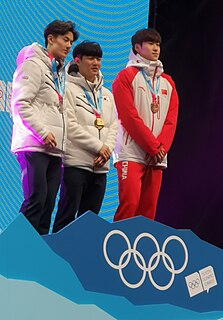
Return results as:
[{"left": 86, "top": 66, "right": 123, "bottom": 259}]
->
[
  {"left": 112, "top": 67, "right": 161, "bottom": 156},
  {"left": 157, "top": 73, "right": 179, "bottom": 152}
]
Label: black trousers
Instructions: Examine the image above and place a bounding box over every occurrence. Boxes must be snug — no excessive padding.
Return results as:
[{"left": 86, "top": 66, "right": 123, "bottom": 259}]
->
[
  {"left": 17, "top": 152, "right": 62, "bottom": 235},
  {"left": 52, "top": 167, "right": 106, "bottom": 233}
]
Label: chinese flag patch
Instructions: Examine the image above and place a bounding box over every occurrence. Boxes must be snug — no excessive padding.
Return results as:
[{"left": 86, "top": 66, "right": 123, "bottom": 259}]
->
[{"left": 161, "top": 89, "right": 167, "bottom": 95}]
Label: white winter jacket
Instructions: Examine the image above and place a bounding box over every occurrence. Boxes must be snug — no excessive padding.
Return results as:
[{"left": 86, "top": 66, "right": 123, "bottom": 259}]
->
[
  {"left": 64, "top": 62, "right": 118, "bottom": 173},
  {"left": 11, "top": 42, "right": 66, "bottom": 156}
]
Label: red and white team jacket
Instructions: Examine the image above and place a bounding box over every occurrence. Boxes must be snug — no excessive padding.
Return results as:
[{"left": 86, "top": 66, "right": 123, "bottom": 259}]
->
[{"left": 112, "top": 50, "right": 179, "bottom": 169}]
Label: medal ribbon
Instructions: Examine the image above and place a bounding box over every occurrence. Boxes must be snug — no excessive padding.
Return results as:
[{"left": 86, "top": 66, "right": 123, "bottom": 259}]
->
[
  {"left": 51, "top": 59, "right": 65, "bottom": 101},
  {"left": 82, "top": 87, "right": 102, "bottom": 118},
  {"left": 141, "top": 70, "right": 160, "bottom": 102}
]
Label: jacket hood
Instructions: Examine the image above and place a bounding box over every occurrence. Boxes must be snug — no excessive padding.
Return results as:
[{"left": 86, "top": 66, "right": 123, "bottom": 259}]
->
[
  {"left": 16, "top": 42, "right": 65, "bottom": 70},
  {"left": 16, "top": 42, "right": 51, "bottom": 67},
  {"left": 66, "top": 60, "right": 104, "bottom": 91},
  {"left": 126, "top": 49, "right": 164, "bottom": 78}
]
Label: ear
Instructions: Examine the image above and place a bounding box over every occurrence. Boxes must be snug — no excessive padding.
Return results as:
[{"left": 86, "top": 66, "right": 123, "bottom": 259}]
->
[
  {"left": 134, "top": 43, "right": 141, "bottom": 54},
  {"left": 75, "top": 57, "right": 81, "bottom": 66},
  {"left": 47, "top": 34, "right": 55, "bottom": 46}
]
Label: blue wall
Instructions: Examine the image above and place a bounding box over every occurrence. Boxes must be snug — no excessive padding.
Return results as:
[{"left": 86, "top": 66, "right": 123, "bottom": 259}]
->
[{"left": 0, "top": 0, "right": 150, "bottom": 231}]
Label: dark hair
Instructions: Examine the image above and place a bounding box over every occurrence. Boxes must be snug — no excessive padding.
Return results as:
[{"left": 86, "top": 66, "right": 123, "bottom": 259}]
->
[
  {"left": 131, "top": 28, "right": 161, "bottom": 54},
  {"left": 72, "top": 41, "right": 103, "bottom": 59},
  {"left": 44, "top": 20, "right": 79, "bottom": 47}
]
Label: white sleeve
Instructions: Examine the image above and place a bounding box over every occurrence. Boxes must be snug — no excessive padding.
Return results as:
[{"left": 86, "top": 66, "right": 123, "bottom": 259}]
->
[{"left": 11, "top": 60, "right": 48, "bottom": 142}]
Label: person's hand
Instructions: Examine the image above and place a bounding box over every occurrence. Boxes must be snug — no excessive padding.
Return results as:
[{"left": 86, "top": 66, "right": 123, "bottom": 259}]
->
[
  {"left": 94, "top": 155, "right": 107, "bottom": 167},
  {"left": 155, "top": 147, "right": 166, "bottom": 163},
  {"left": 44, "top": 132, "right": 57, "bottom": 149},
  {"left": 147, "top": 155, "right": 158, "bottom": 165},
  {"left": 147, "top": 147, "right": 166, "bottom": 165},
  {"left": 98, "top": 144, "right": 111, "bottom": 161}
]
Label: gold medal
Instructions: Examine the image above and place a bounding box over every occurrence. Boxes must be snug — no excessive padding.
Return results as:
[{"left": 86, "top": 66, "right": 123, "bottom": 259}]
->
[
  {"left": 94, "top": 117, "right": 104, "bottom": 130},
  {"left": 151, "top": 102, "right": 159, "bottom": 114}
]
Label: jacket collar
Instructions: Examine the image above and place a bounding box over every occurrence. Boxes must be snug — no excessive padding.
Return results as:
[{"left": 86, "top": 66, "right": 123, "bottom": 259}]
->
[
  {"left": 16, "top": 42, "right": 65, "bottom": 71},
  {"left": 126, "top": 49, "right": 164, "bottom": 78}
]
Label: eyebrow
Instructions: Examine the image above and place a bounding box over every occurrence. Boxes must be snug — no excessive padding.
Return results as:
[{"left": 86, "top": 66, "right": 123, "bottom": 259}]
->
[{"left": 63, "top": 36, "right": 72, "bottom": 41}]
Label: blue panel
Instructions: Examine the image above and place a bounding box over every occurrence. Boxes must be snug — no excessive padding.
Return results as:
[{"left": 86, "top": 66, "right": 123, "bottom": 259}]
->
[
  {"left": 44, "top": 212, "right": 223, "bottom": 313},
  {"left": 0, "top": 212, "right": 222, "bottom": 319}
]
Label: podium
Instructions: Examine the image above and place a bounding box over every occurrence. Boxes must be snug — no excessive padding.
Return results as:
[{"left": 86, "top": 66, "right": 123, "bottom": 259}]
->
[{"left": 0, "top": 212, "right": 222, "bottom": 319}]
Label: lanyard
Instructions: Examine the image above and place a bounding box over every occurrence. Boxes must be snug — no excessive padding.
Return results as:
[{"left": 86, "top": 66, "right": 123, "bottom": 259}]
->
[
  {"left": 51, "top": 59, "right": 65, "bottom": 98},
  {"left": 141, "top": 70, "right": 160, "bottom": 101},
  {"left": 82, "top": 87, "right": 102, "bottom": 117}
]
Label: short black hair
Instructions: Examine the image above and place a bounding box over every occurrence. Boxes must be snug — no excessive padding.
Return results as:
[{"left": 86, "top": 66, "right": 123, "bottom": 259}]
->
[
  {"left": 73, "top": 41, "right": 103, "bottom": 59},
  {"left": 44, "top": 20, "right": 79, "bottom": 47},
  {"left": 131, "top": 28, "right": 161, "bottom": 54}
]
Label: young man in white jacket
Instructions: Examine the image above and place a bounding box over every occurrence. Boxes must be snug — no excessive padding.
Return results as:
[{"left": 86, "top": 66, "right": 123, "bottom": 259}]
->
[
  {"left": 11, "top": 20, "right": 79, "bottom": 234},
  {"left": 53, "top": 41, "right": 118, "bottom": 233}
]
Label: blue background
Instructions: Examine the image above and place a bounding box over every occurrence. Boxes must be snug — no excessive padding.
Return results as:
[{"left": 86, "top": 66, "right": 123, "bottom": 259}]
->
[{"left": 0, "top": 0, "right": 150, "bottom": 231}]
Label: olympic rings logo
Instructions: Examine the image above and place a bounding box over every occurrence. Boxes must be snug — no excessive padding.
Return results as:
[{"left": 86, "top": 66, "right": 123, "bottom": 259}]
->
[
  {"left": 103, "top": 230, "right": 188, "bottom": 291},
  {"left": 188, "top": 279, "right": 200, "bottom": 289}
]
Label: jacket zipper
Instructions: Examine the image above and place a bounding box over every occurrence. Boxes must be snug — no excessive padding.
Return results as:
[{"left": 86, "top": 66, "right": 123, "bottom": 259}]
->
[
  {"left": 61, "top": 112, "right": 65, "bottom": 152},
  {"left": 85, "top": 81, "right": 102, "bottom": 172},
  {"left": 151, "top": 67, "right": 158, "bottom": 133},
  {"left": 87, "top": 83, "right": 101, "bottom": 141}
]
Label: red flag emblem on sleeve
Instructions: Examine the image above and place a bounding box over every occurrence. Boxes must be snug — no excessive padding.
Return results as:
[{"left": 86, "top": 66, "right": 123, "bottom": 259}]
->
[{"left": 161, "top": 89, "right": 167, "bottom": 95}]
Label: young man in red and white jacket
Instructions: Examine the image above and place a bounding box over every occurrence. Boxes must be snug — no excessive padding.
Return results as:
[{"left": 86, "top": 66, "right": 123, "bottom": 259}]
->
[{"left": 112, "top": 28, "right": 179, "bottom": 221}]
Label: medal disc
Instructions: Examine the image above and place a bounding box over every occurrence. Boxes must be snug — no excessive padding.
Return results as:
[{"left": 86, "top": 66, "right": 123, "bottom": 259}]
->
[
  {"left": 94, "top": 117, "right": 104, "bottom": 130},
  {"left": 151, "top": 102, "right": 159, "bottom": 114}
]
